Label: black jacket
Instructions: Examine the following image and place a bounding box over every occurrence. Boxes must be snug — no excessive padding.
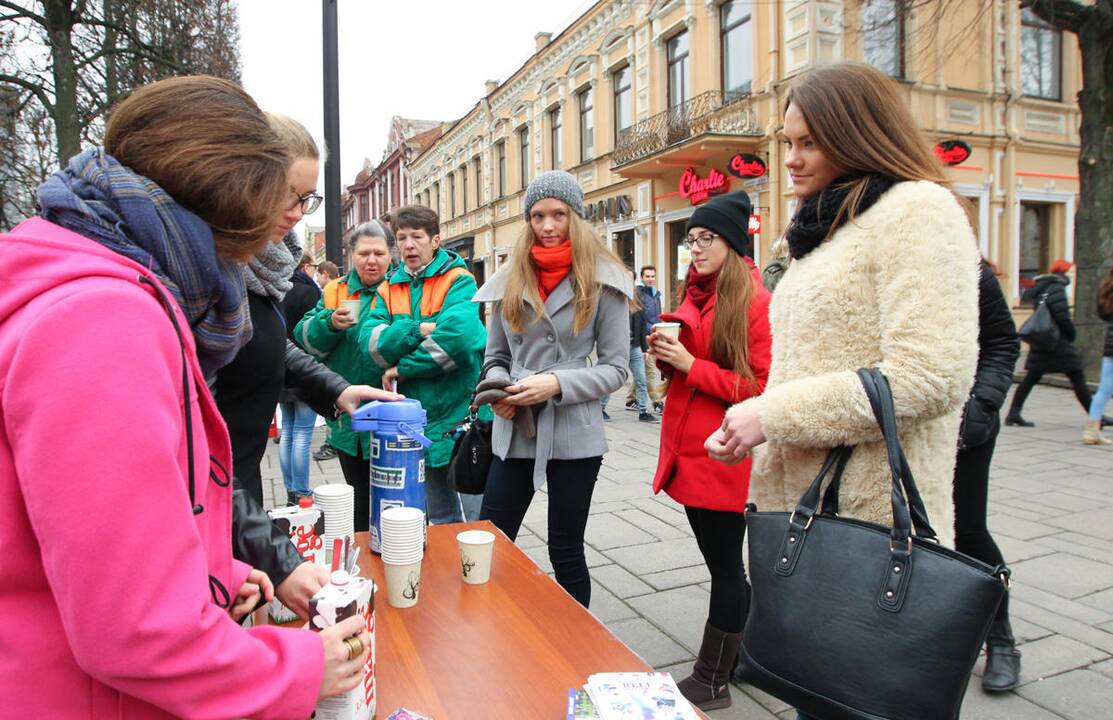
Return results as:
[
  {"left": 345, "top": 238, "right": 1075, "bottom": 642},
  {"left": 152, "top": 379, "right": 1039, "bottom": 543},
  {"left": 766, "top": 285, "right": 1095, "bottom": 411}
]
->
[
  {"left": 960, "top": 261, "right": 1020, "bottom": 448},
  {"left": 231, "top": 488, "right": 305, "bottom": 589},
  {"left": 630, "top": 308, "right": 650, "bottom": 352},
  {"left": 637, "top": 285, "right": 663, "bottom": 326},
  {"left": 279, "top": 271, "right": 322, "bottom": 404},
  {"left": 1022, "top": 272, "right": 1082, "bottom": 373},
  {"left": 1098, "top": 299, "right": 1113, "bottom": 359}
]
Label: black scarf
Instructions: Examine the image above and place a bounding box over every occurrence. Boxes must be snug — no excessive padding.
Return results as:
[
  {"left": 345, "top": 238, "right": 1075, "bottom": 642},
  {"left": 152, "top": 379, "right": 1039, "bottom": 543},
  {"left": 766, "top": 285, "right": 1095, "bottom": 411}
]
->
[{"left": 786, "top": 174, "right": 897, "bottom": 260}]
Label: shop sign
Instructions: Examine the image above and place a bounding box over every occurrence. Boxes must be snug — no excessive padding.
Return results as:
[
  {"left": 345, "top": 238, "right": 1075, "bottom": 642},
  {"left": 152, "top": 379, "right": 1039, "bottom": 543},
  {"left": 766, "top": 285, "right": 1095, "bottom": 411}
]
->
[
  {"left": 584, "top": 194, "right": 633, "bottom": 224},
  {"left": 933, "top": 139, "right": 971, "bottom": 166},
  {"left": 727, "top": 153, "right": 767, "bottom": 179},
  {"left": 748, "top": 214, "right": 762, "bottom": 235},
  {"left": 679, "top": 167, "right": 729, "bottom": 205}
]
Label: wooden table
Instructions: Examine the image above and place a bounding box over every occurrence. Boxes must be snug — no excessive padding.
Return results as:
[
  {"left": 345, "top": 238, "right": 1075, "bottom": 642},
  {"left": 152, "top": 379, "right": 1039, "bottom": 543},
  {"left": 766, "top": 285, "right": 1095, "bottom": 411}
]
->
[{"left": 356, "top": 521, "right": 654, "bottom": 719}]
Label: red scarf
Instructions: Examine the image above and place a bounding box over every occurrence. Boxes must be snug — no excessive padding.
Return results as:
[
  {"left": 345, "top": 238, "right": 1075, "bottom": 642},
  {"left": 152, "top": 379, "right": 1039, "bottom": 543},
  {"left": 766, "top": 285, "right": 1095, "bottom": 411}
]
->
[
  {"left": 684, "top": 266, "right": 720, "bottom": 310},
  {"left": 531, "top": 240, "right": 573, "bottom": 302}
]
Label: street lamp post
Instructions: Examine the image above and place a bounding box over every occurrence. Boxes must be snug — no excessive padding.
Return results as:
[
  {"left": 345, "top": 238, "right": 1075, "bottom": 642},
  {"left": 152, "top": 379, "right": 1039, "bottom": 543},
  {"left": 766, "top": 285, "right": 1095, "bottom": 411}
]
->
[{"left": 322, "top": 0, "right": 342, "bottom": 266}]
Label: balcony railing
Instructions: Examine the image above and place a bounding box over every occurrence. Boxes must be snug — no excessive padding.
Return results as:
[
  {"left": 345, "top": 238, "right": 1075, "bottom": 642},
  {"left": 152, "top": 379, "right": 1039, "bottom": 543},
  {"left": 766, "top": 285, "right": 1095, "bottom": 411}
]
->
[{"left": 613, "top": 90, "right": 763, "bottom": 167}]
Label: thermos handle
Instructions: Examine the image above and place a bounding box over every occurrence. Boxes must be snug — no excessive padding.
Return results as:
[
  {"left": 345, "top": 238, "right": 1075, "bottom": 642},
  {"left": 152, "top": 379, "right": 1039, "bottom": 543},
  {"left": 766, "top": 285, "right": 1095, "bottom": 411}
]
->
[{"left": 398, "top": 422, "right": 433, "bottom": 448}]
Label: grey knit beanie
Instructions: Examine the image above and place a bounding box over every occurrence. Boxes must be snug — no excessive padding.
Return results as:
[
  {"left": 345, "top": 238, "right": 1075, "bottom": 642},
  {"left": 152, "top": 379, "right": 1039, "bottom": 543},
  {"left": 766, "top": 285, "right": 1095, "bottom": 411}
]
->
[{"left": 523, "top": 170, "right": 585, "bottom": 219}]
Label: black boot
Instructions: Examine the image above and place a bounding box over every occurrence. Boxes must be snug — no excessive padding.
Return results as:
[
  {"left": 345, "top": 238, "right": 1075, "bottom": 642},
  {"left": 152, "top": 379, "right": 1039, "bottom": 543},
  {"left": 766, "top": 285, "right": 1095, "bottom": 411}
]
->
[
  {"left": 1005, "top": 414, "right": 1034, "bottom": 427},
  {"left": 677, "top": 622, "right": 742, "bottom": 711},
  {"left": 982, "top": 619, "right": 1021, "bottom": 692}
]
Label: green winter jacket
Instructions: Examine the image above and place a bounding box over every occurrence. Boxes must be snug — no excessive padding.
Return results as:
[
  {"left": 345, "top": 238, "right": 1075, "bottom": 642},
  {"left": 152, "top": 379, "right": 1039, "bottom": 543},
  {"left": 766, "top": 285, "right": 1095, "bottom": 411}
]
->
[
  {"left": 357, "top": 249, "right": 487, "bottom": 467},
  {"left": 293, "top": 269, "right": 384, "bottom": 458}
]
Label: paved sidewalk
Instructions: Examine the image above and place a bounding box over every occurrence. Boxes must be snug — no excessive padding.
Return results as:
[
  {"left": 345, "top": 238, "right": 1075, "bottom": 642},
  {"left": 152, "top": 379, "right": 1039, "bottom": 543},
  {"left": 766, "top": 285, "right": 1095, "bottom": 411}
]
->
[{"left": 261, "top": 384, "right": 1113, "bottom": 719}]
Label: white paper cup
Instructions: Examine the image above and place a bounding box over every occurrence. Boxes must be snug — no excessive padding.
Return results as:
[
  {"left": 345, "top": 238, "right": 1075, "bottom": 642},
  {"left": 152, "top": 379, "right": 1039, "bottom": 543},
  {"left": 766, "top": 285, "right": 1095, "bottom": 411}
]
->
[
  {"left": 383, "top": 560, "right": 422, "bottom": 608},
  {"left": 653, "top": 322, "right": 681, "bottom": 340},
  {"left": 457, "top": 530, "right": 495, "bottom": 585},
  {"left": 341, "top": 299, "right": 361, "bottom": 317}
]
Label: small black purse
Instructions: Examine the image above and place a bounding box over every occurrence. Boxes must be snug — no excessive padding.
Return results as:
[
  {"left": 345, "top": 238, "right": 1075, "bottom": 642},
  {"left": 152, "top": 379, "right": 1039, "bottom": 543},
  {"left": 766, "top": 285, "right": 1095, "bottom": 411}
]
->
[
  {"left": 445, "top": 360, "right": 501, "bottom": 495},
  {"left": 737, "top": 368, "right": 1009, "bottom": 720},
  {"left": 1018, "top": 292, "right": 1061, "bottom": 351}
]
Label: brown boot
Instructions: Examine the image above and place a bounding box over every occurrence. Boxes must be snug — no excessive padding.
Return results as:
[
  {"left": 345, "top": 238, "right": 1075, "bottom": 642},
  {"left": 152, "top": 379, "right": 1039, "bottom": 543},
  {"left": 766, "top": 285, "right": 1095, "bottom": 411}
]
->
[
  {"left": 1082, "top": 419, "right": 1113, "bottom": 445},
  {"left": 676, "top": 622, "right": 742, "bottom": 711}
]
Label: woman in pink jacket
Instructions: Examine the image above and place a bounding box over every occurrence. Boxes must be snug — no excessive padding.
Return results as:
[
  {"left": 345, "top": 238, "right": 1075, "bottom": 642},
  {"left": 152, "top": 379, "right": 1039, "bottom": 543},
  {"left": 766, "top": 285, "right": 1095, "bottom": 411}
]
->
[{"left": 0, "top": 76, "right": 368, "bottom": 719}]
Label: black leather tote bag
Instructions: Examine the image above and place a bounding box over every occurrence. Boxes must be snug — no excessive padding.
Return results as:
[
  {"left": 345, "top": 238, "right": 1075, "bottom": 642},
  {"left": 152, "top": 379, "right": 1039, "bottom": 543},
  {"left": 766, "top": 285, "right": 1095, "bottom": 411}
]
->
[
  {"left": 1018, "top": 292, "right": 1061, "bottom": 352},
  {"left": 737, "top": 368, "right": 1009, "bottom": 720}
]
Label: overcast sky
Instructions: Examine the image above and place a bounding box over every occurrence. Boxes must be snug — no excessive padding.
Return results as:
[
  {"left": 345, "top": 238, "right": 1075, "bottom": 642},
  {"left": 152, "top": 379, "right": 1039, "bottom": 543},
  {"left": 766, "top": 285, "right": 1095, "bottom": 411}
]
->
[{"left": 239, "top": 0, "right": 589, "bottom": 228}]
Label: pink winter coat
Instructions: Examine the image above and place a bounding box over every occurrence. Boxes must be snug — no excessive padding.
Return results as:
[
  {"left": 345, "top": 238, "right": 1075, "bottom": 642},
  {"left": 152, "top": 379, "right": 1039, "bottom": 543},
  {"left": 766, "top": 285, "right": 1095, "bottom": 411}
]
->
[{"left": 0, "top": 219, "right": 322, "bottom": 718}]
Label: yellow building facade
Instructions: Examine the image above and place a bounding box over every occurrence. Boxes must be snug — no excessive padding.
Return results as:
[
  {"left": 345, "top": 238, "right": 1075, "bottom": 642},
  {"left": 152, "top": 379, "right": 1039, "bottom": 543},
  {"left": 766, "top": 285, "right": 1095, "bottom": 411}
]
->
[{"left": 406, "top": 0, "right": 1081, "bottom": 310}]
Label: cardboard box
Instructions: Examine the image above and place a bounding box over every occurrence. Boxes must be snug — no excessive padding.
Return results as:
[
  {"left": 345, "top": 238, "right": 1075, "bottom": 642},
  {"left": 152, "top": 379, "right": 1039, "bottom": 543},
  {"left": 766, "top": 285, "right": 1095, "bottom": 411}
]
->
[{"left": 309, "top": 573, "right": 377, "bottom": 720}]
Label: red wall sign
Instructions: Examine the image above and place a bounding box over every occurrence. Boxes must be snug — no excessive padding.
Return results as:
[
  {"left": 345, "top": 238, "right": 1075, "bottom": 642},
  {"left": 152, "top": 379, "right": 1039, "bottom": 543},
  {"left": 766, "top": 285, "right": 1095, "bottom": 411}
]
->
[
  {"left": 933, "top": 140, "right": 971, "bottom": 166},
  {"left": 728, "top": 153, "right": 767, "bottom": 179},
  {"left": 679, "top": 167, "right": 729, "bottom": 205},
  {"left": 748, "top": 214, "right": 762, "bottom": 235}
]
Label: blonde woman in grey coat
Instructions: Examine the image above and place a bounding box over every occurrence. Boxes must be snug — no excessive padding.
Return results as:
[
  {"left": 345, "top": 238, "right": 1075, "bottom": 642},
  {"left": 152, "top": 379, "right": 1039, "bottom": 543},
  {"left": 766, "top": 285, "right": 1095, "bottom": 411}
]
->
[{"left": 473, "top": 171, "right": 632, "bottom": 607}]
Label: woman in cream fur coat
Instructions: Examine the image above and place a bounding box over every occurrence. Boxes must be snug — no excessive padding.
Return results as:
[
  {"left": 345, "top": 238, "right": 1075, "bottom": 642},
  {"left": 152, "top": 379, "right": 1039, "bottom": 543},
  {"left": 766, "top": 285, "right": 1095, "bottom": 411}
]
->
[{"left": 707, "top": 62, "right": 979, "bottom": 553}]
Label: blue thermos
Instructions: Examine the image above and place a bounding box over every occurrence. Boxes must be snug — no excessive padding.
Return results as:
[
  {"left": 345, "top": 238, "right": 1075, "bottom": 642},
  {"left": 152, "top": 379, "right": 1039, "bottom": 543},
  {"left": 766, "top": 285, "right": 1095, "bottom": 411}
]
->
[{"left": 350, "top": 399, "right": 433, "bottom": 553}]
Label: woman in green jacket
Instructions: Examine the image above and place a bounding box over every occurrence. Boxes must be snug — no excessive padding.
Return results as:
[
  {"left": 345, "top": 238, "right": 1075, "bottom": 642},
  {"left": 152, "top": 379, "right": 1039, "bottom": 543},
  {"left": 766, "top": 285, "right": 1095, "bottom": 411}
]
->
[{"left": 293, "top": 221, "right": 393, "bottom": 531}]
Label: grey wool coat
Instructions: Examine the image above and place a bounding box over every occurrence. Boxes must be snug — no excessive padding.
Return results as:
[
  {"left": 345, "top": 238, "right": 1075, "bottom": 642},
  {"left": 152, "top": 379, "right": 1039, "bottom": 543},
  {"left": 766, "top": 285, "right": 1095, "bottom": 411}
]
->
[{"left": 473, "top": 258, "right": 633, "bottom": 489}]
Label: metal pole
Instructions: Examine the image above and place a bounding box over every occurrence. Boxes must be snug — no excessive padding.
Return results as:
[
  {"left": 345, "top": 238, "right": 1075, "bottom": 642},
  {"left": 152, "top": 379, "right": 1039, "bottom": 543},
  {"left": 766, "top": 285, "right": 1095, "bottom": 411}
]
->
[{"left": 322, "top": 0, "right": 342, "bottom": 266}]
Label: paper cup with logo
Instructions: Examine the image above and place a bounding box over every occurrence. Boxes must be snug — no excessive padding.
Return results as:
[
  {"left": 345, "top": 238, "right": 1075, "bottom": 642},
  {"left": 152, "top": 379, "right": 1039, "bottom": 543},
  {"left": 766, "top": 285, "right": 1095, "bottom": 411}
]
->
[
  {"left": 457, "top": 530, "right": 495, "bottom": 585},
  {"left": 383, "top": 560, "right": 422, "bottom": 608},
  {"left": 341, "top": 299, "right": 362, "bottom": 318},
  {"left": 652, "top": 322, "right": 681, "bottom": 341}
]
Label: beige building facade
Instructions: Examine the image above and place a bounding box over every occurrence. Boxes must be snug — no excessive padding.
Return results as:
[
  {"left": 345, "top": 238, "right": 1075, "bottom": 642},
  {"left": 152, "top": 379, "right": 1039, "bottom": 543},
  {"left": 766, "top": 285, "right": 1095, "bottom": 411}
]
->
[{"left": 407, "top": 0, "right": 1082, "bottom": 311}]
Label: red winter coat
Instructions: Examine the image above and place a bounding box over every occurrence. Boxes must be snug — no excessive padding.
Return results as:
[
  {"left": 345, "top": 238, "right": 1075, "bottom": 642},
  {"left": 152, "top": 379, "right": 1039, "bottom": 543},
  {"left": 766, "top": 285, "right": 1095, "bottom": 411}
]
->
[{"left": 652, "top": 262, "right": 772, "bottom": 512}]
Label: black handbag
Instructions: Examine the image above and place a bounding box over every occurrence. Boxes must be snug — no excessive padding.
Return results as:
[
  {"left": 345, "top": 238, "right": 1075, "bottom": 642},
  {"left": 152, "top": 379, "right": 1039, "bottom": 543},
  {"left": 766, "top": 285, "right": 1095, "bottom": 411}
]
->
[
  {"left": 737, "top": 368, "right": 1009, "bottom": 720},
  {"left": 445, "top": 360, "right": 501, "bottom": 494},
  {"left": 1018, "top": 292, "right": 1061, "bottom": 351}
]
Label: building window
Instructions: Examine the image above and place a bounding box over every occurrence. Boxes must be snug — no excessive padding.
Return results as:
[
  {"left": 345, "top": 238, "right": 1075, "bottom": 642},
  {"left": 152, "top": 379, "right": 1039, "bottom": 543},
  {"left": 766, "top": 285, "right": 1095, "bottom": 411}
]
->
[
  {"left": 448, "top": 173, "right": 456, "bottom": 217},
  {"left": 667, "top": 30, "right": 690, "bottom": 108},
  {"left": 432, "top": 181, "right": 440, "bottom": 215},
  {"left": 549, "top": 106, "right": 563, "bottom": 169},
  {"left": 1019, "top": 202, "right": 1052, "bottom": 297},
  {"left": 862, "top": 0, "right": 905, "bottom": 78},
  {"left": 359, "top": 193, "right": 369, "bottom": 222},
  {"left": 579, "top": 86, "right": 594, "bottom": 163},
  {"left": 613, "top": 65, "right": 632, "bottom": 144},
  {"left": 461, "top": 166, "right": 468, "bottom": 214},
  {"left": 721, "top": 1, "right": 753, "bottom": 99},
  {"left": 519, "top": 126, "right": 530, "bottom": 189},
  {"left": 474, "top": 157, "right": 482, "bottom": 207},
  {"left": 1021, "top": 7, "right": 1061, "bottom": 100},
  {"left": 496, "top": 140, "right": 507, "bottom": 197}
]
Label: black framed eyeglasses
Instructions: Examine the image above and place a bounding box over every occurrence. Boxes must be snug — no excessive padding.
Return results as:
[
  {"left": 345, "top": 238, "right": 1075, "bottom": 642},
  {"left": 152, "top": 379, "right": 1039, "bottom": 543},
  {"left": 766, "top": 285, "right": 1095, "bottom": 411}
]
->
[
  {"left": 290, "top": 189, "right": 323, "bottom": 214},
  {"left": 682, "top": 232, "right": 720, "bottom": 250}
]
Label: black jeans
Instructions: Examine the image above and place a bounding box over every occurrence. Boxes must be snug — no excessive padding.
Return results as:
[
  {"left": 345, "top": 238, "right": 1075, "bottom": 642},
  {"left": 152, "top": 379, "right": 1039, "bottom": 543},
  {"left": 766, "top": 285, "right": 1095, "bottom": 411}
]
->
[
  {"left": 480, "top": 455, "right": 602, "bottom": 608},
  {"left": 953, "top": 432, "right": 1009, "bottom": 623},
  {"left": 1009, "top": 367, "right": 1092, "bottom": 416},
  {"left": 685, "top": 506, "right": 750, "bottom": 633},
  {"left": 336, "top": 449, "right": 371, "bottom": 532}
]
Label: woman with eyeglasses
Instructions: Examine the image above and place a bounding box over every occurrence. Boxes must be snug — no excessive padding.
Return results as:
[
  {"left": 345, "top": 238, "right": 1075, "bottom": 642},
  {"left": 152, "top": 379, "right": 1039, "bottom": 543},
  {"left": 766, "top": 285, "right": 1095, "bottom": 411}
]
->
[{"left": 647, "top": 190, "right": 772, "bottom": 711}]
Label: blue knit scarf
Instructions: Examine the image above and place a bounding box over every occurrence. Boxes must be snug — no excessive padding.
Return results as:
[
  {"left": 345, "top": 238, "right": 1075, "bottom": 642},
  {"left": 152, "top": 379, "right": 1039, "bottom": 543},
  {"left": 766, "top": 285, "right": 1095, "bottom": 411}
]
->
[{"left": 37, "top": 148, "right": 251, "bottom": 376}]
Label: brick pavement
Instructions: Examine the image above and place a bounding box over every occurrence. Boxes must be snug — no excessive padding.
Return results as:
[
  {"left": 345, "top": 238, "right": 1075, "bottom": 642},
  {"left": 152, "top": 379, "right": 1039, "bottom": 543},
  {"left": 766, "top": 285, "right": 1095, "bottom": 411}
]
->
[{"left": 261, "top": 383, "right": 1113, "bottom": 719}]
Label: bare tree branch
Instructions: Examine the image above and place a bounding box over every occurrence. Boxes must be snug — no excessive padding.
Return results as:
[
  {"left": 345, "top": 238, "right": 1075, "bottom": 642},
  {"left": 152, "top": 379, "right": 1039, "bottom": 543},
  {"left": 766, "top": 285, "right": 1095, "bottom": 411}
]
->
[
  {"left": 0, "top": 72, "right": 53, "bottom": 112},
  {"left": 0, "top": 0, "right": 47, "bottom": 26}
]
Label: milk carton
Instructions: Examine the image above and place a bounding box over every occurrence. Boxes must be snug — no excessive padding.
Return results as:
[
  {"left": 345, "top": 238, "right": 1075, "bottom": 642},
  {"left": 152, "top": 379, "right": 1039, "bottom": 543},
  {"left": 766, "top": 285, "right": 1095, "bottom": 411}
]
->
[
  {"left": 266, "top": 499, "right": 326, "bottom": 623},
  {"left": 309, "top": 571, "right": 377, "bottom": 720}
]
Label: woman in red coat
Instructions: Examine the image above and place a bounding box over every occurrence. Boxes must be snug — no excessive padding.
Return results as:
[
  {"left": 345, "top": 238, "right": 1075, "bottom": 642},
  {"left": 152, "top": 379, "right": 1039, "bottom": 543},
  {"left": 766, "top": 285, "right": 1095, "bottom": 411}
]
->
[{"left": 649, "top": 190, "right": 771, "bottom": 711}]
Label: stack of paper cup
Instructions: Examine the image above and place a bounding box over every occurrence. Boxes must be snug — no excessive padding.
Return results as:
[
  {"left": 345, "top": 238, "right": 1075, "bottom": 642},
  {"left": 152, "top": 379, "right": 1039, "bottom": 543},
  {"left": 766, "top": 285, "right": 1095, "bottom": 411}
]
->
[
  {"left": 379, "top": 506, "right": 425, "bottom": 608},
  {"left": 313, "top": 484, "right": 355, "bottom": 566}
]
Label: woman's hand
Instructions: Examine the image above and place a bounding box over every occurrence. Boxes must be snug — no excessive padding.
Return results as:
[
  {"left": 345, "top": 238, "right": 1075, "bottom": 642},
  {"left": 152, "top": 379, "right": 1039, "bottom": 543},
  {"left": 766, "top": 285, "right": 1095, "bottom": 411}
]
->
[
  {"left": 230, "top": 568, "right": 273, "bottom": 622},
  {"left": 502, "top": 373, "right": 561, "bottom": 405},
  {"left": 274, "top": 562, "right": 332, "bottom": 621},
  {"left": 335, "top": 384, "right": 403, "bottom": 415},
  {"left": 648, "top": 332, "right": 695, "bottom": 374},
  {"left": 317, "top": 614, "right": 371, "bottom": 700},
  {"left": 330, "top": 307, "right": 356, "bottom": 331},
  {"left": 492, "top": 399, "right": 518, "bottom": 419},
  {"left": 705, "top": 404, "right": 766, "bottom": 465}
]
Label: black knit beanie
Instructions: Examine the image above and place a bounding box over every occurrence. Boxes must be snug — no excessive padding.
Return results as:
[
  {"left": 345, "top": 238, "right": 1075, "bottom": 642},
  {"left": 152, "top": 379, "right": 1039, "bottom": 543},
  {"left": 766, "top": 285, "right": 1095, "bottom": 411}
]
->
[{"left": 685, "top": 190, "right": 752, "bottom": 256}]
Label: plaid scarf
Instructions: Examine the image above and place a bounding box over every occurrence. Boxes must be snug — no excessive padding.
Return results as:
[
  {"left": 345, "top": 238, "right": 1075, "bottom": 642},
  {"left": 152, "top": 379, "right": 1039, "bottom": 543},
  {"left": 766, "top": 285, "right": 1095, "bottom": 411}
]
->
[{"left": 37, "top": 148, "right": 251, "bottom": 376}]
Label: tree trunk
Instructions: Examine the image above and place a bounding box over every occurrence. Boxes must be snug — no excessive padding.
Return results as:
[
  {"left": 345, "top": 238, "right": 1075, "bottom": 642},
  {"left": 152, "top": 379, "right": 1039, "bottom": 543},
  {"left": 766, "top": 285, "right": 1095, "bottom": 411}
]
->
[
  {"left": 43, "top": 0, "right": 80, "bottom": 167},
  {"left": 1071, "top": 19, "right": 1113, "bottom": 378}
]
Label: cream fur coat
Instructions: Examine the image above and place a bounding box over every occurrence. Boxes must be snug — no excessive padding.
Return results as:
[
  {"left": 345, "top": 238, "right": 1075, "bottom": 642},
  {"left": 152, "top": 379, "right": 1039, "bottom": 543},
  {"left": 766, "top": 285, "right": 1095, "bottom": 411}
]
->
[{"left": 740, "top": 181, "right": 980, "bottom": 547}]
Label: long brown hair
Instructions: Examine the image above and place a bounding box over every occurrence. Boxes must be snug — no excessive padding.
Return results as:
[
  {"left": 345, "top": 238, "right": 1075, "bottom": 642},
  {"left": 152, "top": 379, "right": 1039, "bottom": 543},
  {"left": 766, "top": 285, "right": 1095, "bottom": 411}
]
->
[
  {"left": 1098, "top": 265, "right": 1113, "bottom": 317},
  {"left": 678, "top": 252, "right": 756, "bottom": 394},
  {"left": 502, "top": 209, "right": 625, "bottom": 335},
  {"left": 785, "top": 63, "right": 952, "bottom": 236},
  {"left": 104, "top": 76, "right": 288, "bottom": 261}
]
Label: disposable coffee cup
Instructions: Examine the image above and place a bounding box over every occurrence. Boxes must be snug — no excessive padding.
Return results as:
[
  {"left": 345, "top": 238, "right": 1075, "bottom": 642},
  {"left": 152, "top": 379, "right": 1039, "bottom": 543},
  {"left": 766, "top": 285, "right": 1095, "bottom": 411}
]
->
[
  {"left": 457, "top": 530, "right": 495, "bottom": 585},
  {"left": 653, "top": 322, "right": 681, "bottom": 341},
  {"left": 383, "top": 560, "right": 422, "bottom": 608},
  {"left": 341, "top": 299, "right": 361, "bottom": 317}
]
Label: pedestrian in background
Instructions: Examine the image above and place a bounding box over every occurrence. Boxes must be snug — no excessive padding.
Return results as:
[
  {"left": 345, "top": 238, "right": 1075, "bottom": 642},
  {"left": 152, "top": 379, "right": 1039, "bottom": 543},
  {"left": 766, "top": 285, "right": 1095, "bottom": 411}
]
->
[
  {"left": 954, "top": 259, "right": 1022, "bottom": 692},
  {"left": 704, "top": 63, "right": 980, "bottom": 720},
  {"left": 1006, "top": 259, "right": 1101, "bottom": 428},
  {"left": 296, "top": 221, "right": 395, "bottom": 530},
  {"left": 474, "top": 170, "right": 632, "bottom": 608},
  {"left": 360, "top": 205, "right": 488, "bottom": 523},
  {"left": 630, "top": 265, "right": 665, "bottom": 413},
  {"left": 602, "top": 269, "right": 656, "bottom": 423},
  {"left": 649, "top": 190, "right": 772, "bottom": 711},
  {"left": 279, "top": 251, "right": 323, "bottom": 504},
  {"left": 315, "top": 260, "right": 340, "bottom": 289},
  {"left": 1084, "top": 265, "right": 1113, "bottom": 444}
]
